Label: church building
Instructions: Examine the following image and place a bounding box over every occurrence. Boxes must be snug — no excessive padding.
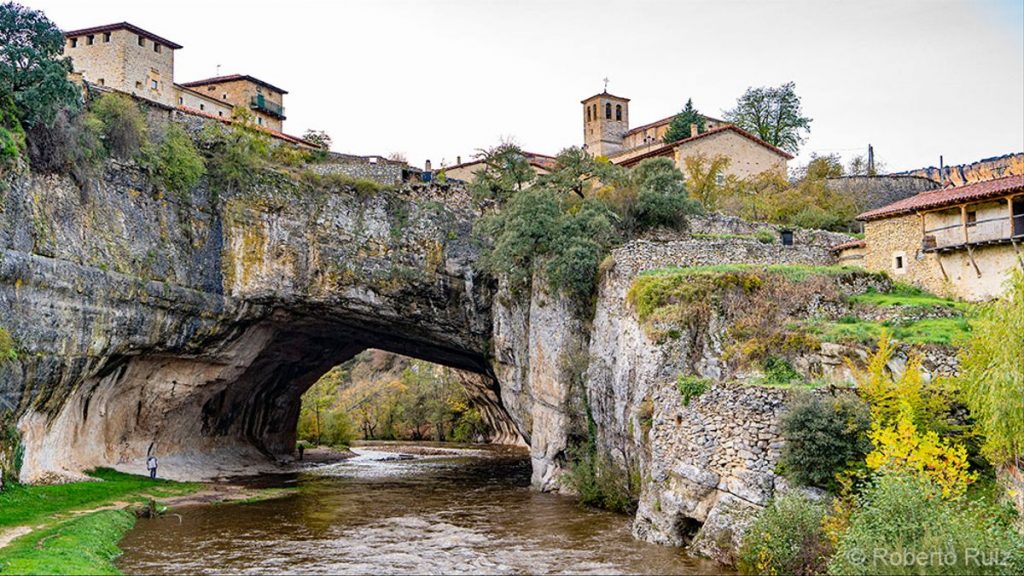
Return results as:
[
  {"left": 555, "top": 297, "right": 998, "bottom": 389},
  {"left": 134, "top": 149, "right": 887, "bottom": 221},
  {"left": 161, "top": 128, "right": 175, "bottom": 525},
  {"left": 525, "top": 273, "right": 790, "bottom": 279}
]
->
[{"left": 581, "top": 91, "right": 793, "bottom": 180}]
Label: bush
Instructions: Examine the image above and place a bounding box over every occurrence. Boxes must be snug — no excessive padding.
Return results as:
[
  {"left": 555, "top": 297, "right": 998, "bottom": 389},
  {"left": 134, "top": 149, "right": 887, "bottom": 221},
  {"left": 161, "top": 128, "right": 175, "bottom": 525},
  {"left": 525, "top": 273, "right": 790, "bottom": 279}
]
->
[
  {"left": 0, "top": 95, "right": 25, "bottom": 169},
  {"left": 677, "top": 375, "right": 710, "bottom": 406},
  {"left": 25, "top": 108, "right": 104, "bottom": 177},
  {"left": 147, "top": 124, "right": 204, "bottom": 195},
  {"left": 0, "top": 326, "right": 15, "bottom": 362},
  {"left": 738, "top": 492, "right": 832, "bottom": 576},
  {"left": 829, "top": 473, "right": 1024, "bottom": 575},
  {"left": 563, "top": 442, "right": 639, "bottom": 514},
  {"left": 759, "top": 355, "right": 802, "bottom": 387},
  {"left": 90, "top": 93, "right": 148, "bottom": 158},
  {"left": 956, "top": 270, "right": 1024, "bottom": 467},
  {"left": 321, "top": 409, "right": 356, "bottom": 447},
  {"left": 629, "top": 157, "right": 702, "bottom": 231},
  {"left": 198, "top": 116, "right": 269, "bottom": 191},
  {"left": 779, "top": 393, "right": 871, "bottom": 489}
]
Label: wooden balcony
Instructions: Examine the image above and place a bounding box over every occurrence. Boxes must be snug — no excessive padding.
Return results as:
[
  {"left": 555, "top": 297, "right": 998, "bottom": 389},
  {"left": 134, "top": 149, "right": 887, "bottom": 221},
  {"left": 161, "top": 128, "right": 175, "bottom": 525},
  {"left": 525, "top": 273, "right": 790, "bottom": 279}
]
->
[{"left": 923, "top": 213, "right": 1024, "bottom": 253}]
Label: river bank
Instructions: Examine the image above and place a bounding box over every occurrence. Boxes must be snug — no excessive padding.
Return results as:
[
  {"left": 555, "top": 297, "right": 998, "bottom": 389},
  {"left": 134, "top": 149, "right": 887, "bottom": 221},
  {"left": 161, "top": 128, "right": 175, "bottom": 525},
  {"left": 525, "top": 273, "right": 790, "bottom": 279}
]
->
[{"left": 0, "top": 446, "right": 352, "bottom": 575}]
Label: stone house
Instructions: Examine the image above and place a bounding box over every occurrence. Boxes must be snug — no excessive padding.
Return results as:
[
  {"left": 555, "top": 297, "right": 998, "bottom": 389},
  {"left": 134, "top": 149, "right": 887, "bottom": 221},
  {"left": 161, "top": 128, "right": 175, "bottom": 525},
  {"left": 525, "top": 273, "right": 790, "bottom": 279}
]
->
[
  {"left": 63, "top": 22, "right": 181, "bottom": 107},
  {"left": 179, "top": 75, "right": 288, "bottom": 132},
  {"left": 441, "top": 152, "right": 556, "bottom": 182},
  {"left": 848, "top": 175, "right": 1024, "bottom": 300},
  {"left": 580, "top": 91, "right": 792, "bottom": 180},
  {"left": 63, "top": 23, "right": 288, "bottom": 132}
]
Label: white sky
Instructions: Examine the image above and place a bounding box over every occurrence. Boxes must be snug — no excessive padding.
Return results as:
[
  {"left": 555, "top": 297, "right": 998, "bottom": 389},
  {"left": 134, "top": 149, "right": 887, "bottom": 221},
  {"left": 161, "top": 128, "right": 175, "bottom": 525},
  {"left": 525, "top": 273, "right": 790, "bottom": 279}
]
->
[{"left": 23, "top": 0, "right": 1024, "bottom": 172}]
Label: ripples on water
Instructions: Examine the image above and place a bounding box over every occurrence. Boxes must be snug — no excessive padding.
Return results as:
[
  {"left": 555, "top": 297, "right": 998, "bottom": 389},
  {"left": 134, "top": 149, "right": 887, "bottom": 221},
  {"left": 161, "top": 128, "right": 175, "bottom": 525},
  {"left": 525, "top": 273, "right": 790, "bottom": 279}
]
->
[{"left": 117, "top": 444, "right": 725, "bottom": 575}]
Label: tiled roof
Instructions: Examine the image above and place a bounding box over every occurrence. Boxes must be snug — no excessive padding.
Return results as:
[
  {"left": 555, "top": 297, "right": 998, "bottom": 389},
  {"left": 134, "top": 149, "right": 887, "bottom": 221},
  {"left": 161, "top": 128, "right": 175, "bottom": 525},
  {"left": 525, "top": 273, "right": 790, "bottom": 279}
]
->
[
  {"left": 64, "top": 22, "right": 183, "bottom": 49},
  {"left": 623, "top": 113, "right": 726, "bottom": 138},
  {"left": 615, "top": 125, "right": 795, "bottom": 167},
  {"left": 180, "top": 74, "right": 288, "bottom": 95},
  {"left": 176, "top": 106, "right": 315, "bottom": 147},
  {"left": 831, "top": 239, "right": 866, "bottom": 252},
  {"left": 581, "top": 91, "right": 630, "bottom": 103},
  {"left": 445, "top": 151, "right": 555, "bottom": 171},
  {"left": 857, "top": 175, "right": 1024, "bottom": 221}
]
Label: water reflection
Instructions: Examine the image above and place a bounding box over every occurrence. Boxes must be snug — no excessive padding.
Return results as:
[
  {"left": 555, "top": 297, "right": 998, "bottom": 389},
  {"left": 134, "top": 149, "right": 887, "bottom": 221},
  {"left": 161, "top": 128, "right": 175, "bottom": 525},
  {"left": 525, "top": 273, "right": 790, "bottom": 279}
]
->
[{"left": 117, "top": 444, "right": 726, "bottom": 575}]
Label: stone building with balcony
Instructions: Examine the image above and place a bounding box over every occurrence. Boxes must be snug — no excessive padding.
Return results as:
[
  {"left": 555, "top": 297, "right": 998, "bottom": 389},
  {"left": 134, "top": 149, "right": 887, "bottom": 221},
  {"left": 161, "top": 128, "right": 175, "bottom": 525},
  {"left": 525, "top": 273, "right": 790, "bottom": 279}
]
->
[
  {"left": 581, "top": 91, "right": 792, "bottom": 180},
  {"left": 848, "top": 175, "right": 1024, "bottom": 300},
  {"left": 179, "top": 75, "right": 287, "bottom": 132}
]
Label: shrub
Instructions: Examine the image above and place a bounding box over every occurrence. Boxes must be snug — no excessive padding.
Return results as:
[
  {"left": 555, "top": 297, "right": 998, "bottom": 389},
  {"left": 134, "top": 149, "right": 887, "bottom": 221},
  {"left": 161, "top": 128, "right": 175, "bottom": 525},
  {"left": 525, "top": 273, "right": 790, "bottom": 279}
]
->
[
  {"left": 25, "top": 108, "right": 104, "bottom": 177},
  {"left": 866, "top": 408, "right": 976, "bottom": 499},
  {"left": 755, "top": 229, "right": 775, "bottom": 244},
  {"left": 0, "top": 326, "right": 15, "bottom": 362},
  {"left": 147, "top": 123, "right": 204, "bottom": 195},
  {"left": 629, "top": 157, "right": 702, "bottom": 231},
  {"left": 738, "top": 492, "right": 832, "bottom": 576},
  {"left": 198, "top": 118, "right": 269, "bottom": 191},
  {"left": 563, "top": 442, "right": 639, "bottom": 514},
  {"left": 829, "top": 473, "right": 1024, "bottom": 575},
  {"left": 90, "top": 93, "right": 148, "bottom": 158},
  {"left": 0, "top": 95, "right": 25, "bottom": 168},
  {"left": 759, "top": 355, "right": 802, "bottom": 387},
  {"left": 779, "top": 393, "right": 872, "bottom": 489},
  {"left": 677, "top": 375, "right": 710, "bottom": 406},
  {"left": 956, "top": 270, "right": 1024, "bottom": 467}
]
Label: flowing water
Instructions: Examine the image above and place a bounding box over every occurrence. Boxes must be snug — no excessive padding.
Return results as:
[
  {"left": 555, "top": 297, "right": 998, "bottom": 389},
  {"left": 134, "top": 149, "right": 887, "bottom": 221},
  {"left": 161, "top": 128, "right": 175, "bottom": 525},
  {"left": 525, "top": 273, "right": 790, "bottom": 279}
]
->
[{"left": 117, "top": 444, "right": 726, "bottom": 575}]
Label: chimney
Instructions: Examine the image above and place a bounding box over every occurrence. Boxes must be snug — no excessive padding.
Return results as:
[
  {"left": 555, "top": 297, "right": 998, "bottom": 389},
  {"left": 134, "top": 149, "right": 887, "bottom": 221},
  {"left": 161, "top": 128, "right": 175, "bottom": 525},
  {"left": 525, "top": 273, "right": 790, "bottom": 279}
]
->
[
  {"left": 690, "top": 123, "right": 698, "bottom": 137},
  {"left": 425, "top": 159, "right": 432, "bottom": 172},
  {"left": 867, "top": 144, "right": 875, "bottom": 175},
  {"left": 939, "top": 155, "right": 945, "bottom": 187},
  {"left": 456, "top": 155, "right": 461, "bottom": 165}
]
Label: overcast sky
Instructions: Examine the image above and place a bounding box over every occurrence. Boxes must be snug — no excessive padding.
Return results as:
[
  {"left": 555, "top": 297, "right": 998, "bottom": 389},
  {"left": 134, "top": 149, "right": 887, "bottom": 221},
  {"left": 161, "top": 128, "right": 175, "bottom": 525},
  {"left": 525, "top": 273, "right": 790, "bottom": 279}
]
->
[{"left": 23, "top": 0, "right": 1024, "bottom": 172}]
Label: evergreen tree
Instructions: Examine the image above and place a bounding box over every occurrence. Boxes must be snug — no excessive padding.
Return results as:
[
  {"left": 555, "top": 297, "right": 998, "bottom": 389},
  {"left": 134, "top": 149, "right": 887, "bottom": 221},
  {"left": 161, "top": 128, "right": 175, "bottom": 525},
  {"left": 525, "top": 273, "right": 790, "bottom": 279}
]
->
[
  {"left": 724, "top": 82, "right": 812, "bottom": 154},
  {"left": 662, "top": 99, "right": 705, "bottom": 143}
]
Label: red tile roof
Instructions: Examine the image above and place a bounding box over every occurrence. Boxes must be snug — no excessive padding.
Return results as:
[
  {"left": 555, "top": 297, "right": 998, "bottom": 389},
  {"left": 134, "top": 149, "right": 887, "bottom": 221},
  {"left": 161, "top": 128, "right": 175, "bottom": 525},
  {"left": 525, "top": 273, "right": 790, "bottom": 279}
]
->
[
  {"left": 831, "top": 239, "right": 866, "bottom": 252},
  {"left": 857, "top": 175, "right": 1024, "bottom": 221},
  {"left": 623, "top": 113, "right": 727, "bottom": 138},
  {"left": 180, "top": 74, "right": 288, "bottom": 95},
  {"left": 64, "top": 22, "right": 182, "bottom": 49},
  {"left": 176, "top": 106, "right": 315, "bottom": 147},
  {"left": 615, "top": 125, "right": 795, "bottom": 167}
]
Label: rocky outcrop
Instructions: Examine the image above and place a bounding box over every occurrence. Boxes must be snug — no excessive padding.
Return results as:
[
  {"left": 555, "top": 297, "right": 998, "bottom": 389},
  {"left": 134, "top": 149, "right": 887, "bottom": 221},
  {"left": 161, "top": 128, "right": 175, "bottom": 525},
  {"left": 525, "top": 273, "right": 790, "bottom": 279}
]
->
[{"left": 898, "top": 152, "right": 1024, "bottom": 187}]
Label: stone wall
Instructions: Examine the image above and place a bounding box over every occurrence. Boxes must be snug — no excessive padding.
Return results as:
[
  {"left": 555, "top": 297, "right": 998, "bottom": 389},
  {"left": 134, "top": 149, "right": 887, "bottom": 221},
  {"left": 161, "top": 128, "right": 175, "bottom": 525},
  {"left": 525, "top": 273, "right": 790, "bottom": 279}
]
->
[
  {"left": 307, "top": 153, "right": 407, "bottom": 186},
  {"left": 827, "top": 175, "right": 939, "bottom": 212}
]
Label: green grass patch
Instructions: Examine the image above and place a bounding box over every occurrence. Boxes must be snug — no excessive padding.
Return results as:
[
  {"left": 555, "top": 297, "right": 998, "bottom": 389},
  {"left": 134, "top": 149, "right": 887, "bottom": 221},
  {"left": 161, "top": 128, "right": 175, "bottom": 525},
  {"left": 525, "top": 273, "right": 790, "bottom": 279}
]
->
[
  {"left": 0, "top": 509, "right": 134, "bottom": 575},
  {"left": 848, "top": 283, "right": 968, "bottom": 310},
  {"left": 676, "top": 375, "right": 710, "bottom": 405},
  {"left": 636, "top": 263, "right": 869, "bottom": 282},
  {"left": 0, "top": 468, "right": 197, "bottom": 530},
  {"left": 807, "top": 316, "right": 971, "bottom": 346}
]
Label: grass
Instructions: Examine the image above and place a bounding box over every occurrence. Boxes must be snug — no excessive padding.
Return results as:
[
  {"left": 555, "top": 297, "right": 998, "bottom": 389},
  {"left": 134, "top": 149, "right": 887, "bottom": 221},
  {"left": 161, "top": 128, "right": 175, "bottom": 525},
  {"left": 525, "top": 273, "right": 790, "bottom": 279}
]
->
[
  {"left": 807, "top": 316, "right": 971, "bottom": 346},
  {"left": 636, "top": 263, "right": 870, "bottom": 281},
  {"left": 0, "top": 510, "right": 134, "bottom": 575},
  {"left": 0, "top": 468, "right": 198, "bottom": 530},
  {"left": 848, "top": 283, "right": 968, "bottom": 311}
]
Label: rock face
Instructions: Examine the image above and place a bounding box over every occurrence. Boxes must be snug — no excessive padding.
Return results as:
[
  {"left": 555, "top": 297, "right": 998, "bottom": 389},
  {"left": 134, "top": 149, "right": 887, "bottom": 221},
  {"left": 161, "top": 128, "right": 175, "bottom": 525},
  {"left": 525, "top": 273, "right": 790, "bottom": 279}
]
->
[{"left": 0, "top": 161, "right": 957, "bottom": 562}]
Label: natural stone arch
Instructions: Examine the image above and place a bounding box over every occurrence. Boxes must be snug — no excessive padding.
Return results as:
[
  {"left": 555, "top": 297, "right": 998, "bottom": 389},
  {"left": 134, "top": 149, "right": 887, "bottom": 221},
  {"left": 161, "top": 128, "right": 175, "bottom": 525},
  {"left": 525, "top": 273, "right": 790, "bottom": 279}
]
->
[{"left": 1, "top": 167, "right": 524, "bottom": 481}]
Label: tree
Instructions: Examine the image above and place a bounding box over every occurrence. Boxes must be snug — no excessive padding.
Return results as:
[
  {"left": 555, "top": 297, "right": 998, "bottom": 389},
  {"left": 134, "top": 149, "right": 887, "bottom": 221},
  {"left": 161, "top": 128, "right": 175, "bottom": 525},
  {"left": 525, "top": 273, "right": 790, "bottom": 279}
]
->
[
  {"left": 681, "top": 153, "right": 732, "bottom": 211},
  {"left": 0, "top": 3, "right": 80, "bottom": 128},
  {"left": 468, "top": 141, "right": 535, "bottom": 202},
  {"left": 300, "top": 368, "right": 342, "bottom": 445},
  {"left": 538, "top": 146, "right": 620, "bottom": 199},
  {"left": 723, "top": 82, "right": 812, "bottom": 154},
  {"left": 629, "top": 156, "right": 702, "bottom": 231},
  {"left": 302, "top": 129, "right": 331, "bottom": 151},
  {"left": 957, "top": 271, "right": 1024, "bottom": 468},
  {"left": 662, "top": 98, "right": 705, "bottom": 143}
]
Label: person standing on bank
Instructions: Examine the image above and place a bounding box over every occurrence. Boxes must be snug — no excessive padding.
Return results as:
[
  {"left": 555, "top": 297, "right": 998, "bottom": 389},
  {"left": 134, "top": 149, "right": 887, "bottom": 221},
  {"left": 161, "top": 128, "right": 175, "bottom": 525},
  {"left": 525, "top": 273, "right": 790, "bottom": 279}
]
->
[{"left": 147, "top": 455, "right": 158, "bottom": 479}]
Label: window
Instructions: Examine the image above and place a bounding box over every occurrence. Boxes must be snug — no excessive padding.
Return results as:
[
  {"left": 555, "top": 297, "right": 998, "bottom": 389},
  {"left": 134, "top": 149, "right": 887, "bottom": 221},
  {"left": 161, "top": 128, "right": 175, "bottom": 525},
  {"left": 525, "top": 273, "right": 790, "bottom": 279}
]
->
[
  {"left": 86, "top": 35, "right": 94, "bottom": 45},
  {"left": 97, "top": 78, "right": 105, "bottom": 86},
  {"left": 615, "top": 104, "right": 622, "bottom": 121},
  {"left": 103, "top": 32, "right": 111, "bottom": 42},
  {"left": 715, "top": 173, "right": 725, "bottom": 186},
  {"left": 218, "top": 111, "right": 223, "bottom": 117},
  {"left": 966, "top": 211, "right": 977, "bottom": 225},
  {"left": 135, "top": 81, "right": 142, "bottom": 89},
  {"left": 138, "top": 35, "right": 145, "bottom": 47},
  {"left": 586, "top": 108, "right": 591, "bottom": 122},
  {"left": 222, "top": 93, "right": 228, "bottom": 100},
  {"left": 178, "top": 96, "right": 183, "bottom": 105},
  {"left": 154, "top": 43, "right": 161, "bottom": 53},
  {"left": 605, "top": 102, "right": 611, "bottom": 119},
  {"left": 199, "top": 103, "right": 205, "bottom": 110},
  {"left": 151, "top": 79, "right": 158, "bottom": 90},
  {"left": 70, "top": 37, "right": 78, "bottom": 48},
  {"left": 893, "top": 251, "right": 907, "bottom": 274},
  {"left": 592, "top": 104, "right": 597, "bottom": 120},
  {"left": 207, "top": 86, "right": 215, "bottom": 92},
  {"left": 257, "top": 117, "right": 263, "bottom": 125}
]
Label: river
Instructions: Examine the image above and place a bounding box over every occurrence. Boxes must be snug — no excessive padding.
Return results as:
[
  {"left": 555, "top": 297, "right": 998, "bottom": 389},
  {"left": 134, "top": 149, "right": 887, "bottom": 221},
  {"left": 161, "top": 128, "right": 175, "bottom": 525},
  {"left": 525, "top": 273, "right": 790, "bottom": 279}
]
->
[{"left": 117, "top": 443, "right": 726, "bottom": 575}]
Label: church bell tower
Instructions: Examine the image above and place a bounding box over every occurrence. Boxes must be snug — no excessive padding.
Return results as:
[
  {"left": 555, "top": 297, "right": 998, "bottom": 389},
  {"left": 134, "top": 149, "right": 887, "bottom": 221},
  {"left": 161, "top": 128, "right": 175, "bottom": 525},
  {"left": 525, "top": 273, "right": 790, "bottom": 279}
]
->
[{"left": 582, "top": 87, "right": 629, "bottom": 158}]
